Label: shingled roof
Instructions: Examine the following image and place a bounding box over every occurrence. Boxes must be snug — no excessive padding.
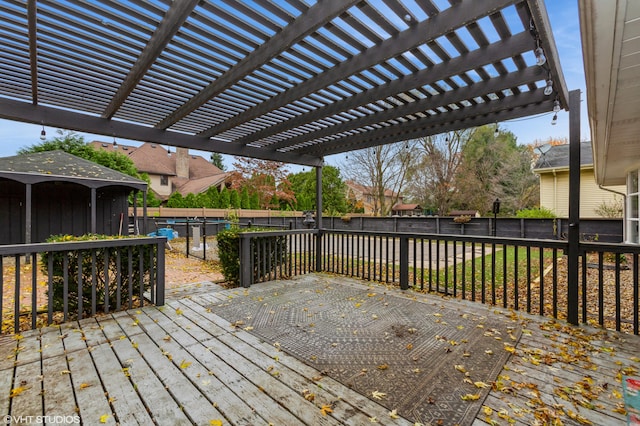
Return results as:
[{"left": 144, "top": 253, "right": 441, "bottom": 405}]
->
[
  {"left": 533, "top": 142, "right": 593, "bottom": 171},
  {"left": 0, "top": 150, "right": 147, "bottom": 190}
]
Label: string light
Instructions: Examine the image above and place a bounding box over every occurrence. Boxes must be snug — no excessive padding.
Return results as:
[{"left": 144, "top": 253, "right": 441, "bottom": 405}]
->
[
  {"left": 112, "top": 135, "right": 117, "bottom": 147},
  {"left": 494, "top": 124, "right": 499, "bottom": 138},
  {"left": 553, "top": 99, "right": 561, "bottom": 113},
  {"left": 167, "top": 146, "right": 171, "bottom": 156},
  {"left": 39, "top": 123, "right": 46, "bottom": 141},
  {"left": 544, "top": 79, "right": 553, "bottom": 96},
  {"left": 551, "top": 113, "right": 558, "bottom": 125},
  {"left": 535, "top": 46, "right": 546, "bottom": 66}
]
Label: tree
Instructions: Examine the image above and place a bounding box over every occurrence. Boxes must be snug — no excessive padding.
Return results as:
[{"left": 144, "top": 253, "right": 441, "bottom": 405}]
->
[
  {"left": 451, "top": 125, "right": 538, "bottom": 215},
  {"left": 404, "top": 130, "right": 474, "bottom": 215},
  {"left": 210, "top": 152, "right": 226, "bottom": 171},
  {"left": 240, "top": 186, "right": 250, "bottom": 209},
  {"left": 18, "top": 130, "right": 161, "bottom": 207},
  {"left": 229, "top": 189, "right": 240, "bottom": 209},
  {"left": 288, "top": 166, "right": 348, "bottom": 214},
  {"left": 231, "top": 157, "right": 295, "bottom": 209},
  {"left": 219, "top": 186, "right": 230, "bottom": 208},
  {"left": 167, "top": 192, "right": 184, "bottom": 208},
  {"left": 341, "top": 141, "right": 416, "bottom": 216}
]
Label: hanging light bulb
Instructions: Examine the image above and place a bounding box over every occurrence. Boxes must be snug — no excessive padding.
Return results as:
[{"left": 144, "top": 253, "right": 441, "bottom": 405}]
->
[
  {"left": 167, "top": 147, "right": 171, "bottom": 156},
  {"left": 39, "top": 124, "right": 46, "bottom": 141},
  {"left": 553, "top": 99, "right": 561, "bottom": 113},
  {"left": 112, "top": 135, "right": 117, "bottom": 148},
  {"left": 544, "top": 79, "right": 553, "bottom": 96},
  {"left": 535, "top": 46, "right": 546, "bottom": 66},
  {"left": 494, "top": 124, "right": 499, "bottom": 138},
  {"left": 551, "top": 113, "right": 558, "bottom": 125}
]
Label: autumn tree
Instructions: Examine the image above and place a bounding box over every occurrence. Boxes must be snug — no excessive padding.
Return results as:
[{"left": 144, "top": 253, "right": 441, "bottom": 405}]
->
[
  {"left": 404, "top": 130, "right": 474, "bottom": 215},
  {"left": 451, "top": 125, "right": 538, "bottom": 215},
  {"left": 231, "top": 157, "right": 295, "bottom": 209},
  {"left": 18, "top": 130, "right": 161, "bottom": 206},
  {"left": 341, "top": 141, "right": 416, "bottom": 216}
]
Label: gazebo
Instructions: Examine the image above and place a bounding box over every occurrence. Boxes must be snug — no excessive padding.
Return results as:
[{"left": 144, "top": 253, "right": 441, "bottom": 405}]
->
[{"left": 0, "top": 150, "right": 147, "bottom": 244}]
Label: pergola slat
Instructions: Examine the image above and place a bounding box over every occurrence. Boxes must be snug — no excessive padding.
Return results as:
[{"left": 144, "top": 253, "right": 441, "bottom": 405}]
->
[{"left": 0, "top": 0, "right": 569, "bottom": 166}]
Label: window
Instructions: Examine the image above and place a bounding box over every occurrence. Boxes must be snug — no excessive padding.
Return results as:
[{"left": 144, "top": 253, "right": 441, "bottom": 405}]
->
[{"left": 160, "top": 175, "right": 168, "bottom": 186}]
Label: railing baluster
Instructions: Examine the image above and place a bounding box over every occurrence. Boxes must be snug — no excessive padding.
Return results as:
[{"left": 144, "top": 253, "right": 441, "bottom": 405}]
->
[
  {"left": 128, "top": 247, "right": 133, "bottom": 309},
  {"left": 539, "top": 247, "right": 544, "bottom": 316},
  {"left": 598, "top": 251, "right": 604, "bottom": 327},
  {"left": 31, "top": 253, "right": 37, "bottom": 329},
  {"left": 634, "top": 252, "right": 639, "bottom": 335},
  {"left": 48, "top": 254, "right": 54, "bottom": 324},
  {"left": 552, "top": 248, "right": 558, "bottom": 319},
  {"left": 63, "top": 253, "right": 69, "bottom": 321},
  {"left": 615, "top": 253, "right": 621, "bottom": 331},
  {"left": 77, "top": 252, "right": 84, "bottom": 320},
  {"left": 471, "top": 242, "right": 476, "bottom": 302},
  {"left": 502, "top": 244, "right": 507, "bottom": 309},
  {"left": 513, "top": 246, "right": 518, "bottom": 311},
  {"left": 116, "top": 249, "right": 122, "bottom": 311},
  {"left": 526, "top": 246, "right": 531, "bottom": 313},
  {"left": 481, "top": 244, "right": 486, "bottom": 304},
  {"left": 581, "top": 250, "right": 587, "bottom": 324},
  {"left": 490, "top": 243, "right": 496, "bottom": 305},
  {"left": 14, "top": 255, "right": 20, "bottom": 333},
  {"left": 461, "top": 241, "right": 466, "bottom": 299}
]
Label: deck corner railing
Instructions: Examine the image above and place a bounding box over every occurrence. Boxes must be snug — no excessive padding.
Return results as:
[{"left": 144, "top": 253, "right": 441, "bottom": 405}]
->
[{"left": 0, "top": 237, "right": 165, "bottom": 333}]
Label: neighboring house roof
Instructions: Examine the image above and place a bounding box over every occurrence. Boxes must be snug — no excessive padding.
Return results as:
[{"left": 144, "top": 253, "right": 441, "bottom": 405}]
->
[
  {"left": 345, "top": 180, "right": 399, "bottom": 198},
  {"left": 0, "top": 150, "right": 147, "bottom": 190},
  {"left": 533, "top": 142, "right": 593, "bottom": 171},
  {"left": 174, "top": 175, "right": 228, "bottom": 195},
  {"left": 392, "top": 203, "right": 421, "bottom": 211},
  {"left": 91, "top": 141, "right": 228, "bottom": 195}
]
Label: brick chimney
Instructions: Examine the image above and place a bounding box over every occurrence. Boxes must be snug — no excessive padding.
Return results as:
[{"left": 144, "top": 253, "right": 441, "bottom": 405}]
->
[{"left": 176, "top": 147, "right": 189, "bottom": 178}]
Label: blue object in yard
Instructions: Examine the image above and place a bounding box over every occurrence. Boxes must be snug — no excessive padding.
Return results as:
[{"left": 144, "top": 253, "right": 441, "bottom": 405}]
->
[{"left": 148, "top": 228, "right": 178, "bottom": 240}]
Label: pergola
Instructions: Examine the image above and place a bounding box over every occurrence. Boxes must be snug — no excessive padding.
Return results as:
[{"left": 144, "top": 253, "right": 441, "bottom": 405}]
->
[
  {"left": 0, "top": 0, "right": 568, "bottom": 167},
  {"left": 0, "top": 0, "right": 588, "bottom": 325}
]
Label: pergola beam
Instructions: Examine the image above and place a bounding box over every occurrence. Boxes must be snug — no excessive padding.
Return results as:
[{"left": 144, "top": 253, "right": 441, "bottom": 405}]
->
[
  {"left": 302, "top": 90, "right": 551, "bottom": 156},
  {"left": 197, "top": 0, "right": 519, "bottom": 139},
  {"left": 0, "top": 98, "right": 323, "bottom": 166},
  {"left": 237, "top": 31, "right": 534, "bottom": 148},
  {"left": 101, "top": 0, "right": 199, "bottom": 119},
  {"left": 269, "top": 66, "right": 545, "bottom": 152},
  {"left": 27, "top": 0, "right": 37, "bottom": 105},
  {"left": 155, "top": 0, "right": 359, "bottom": 130}
]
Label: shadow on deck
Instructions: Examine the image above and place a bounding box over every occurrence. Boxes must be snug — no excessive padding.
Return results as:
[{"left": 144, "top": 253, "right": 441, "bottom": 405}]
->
[{"left": 0, "top": 273, "right": 637, "bottom": 425}]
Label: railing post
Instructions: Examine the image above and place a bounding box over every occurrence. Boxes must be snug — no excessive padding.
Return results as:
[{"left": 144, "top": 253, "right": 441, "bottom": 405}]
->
[
  {"left": 240, "top": 232, "right": 252, "bottom": 288},
  {"left": 400, "top": 235, "right": 409, "bottom": 290},
  {"left": 567, "top": 89, "right": 581, "bottom": 325},
  {"left": 156, "top": 238, "right": 165, "bottom": 306}
]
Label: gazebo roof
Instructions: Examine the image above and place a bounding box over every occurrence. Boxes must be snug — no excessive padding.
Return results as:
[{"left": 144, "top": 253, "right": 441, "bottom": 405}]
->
[
  {"left": 0, "top": 0, "right": 568, "bottom": 166},
  {"left": 0, "top": 150, "right": 148, "bottom": 190}
]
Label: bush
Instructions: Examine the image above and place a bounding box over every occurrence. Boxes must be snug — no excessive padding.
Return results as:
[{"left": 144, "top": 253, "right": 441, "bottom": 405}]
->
[
  {"left": 41, "top": 234, "right": 154, "bottom": 316},
  {"left": 217, "top": 227, "right": 287, "bottom": 285},
  {"left": 515, "top": 207, "right": 556, "bottom": 218}
]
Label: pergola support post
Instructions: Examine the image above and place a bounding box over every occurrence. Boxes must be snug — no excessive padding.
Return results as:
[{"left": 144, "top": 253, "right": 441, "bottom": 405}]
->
[
  {"left": 567, "top": 89, "right": 581, "bottom": 325},
  {"left": 315, "top": 164, "right": 323, "bottom": 272}
]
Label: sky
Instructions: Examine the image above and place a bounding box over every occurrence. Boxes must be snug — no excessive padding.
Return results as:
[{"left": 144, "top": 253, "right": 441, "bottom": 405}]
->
[{"left": 0, "top": 0, "right": 588, "bottom": 172}]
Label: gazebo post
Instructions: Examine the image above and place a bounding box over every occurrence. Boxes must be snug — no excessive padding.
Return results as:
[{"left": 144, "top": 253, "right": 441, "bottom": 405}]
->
[
  {"left": 143, "top": 190, "right": 148, "bottom": 235},
  {"left": 315, "top": 163, "right": 323, "bottom": 272},
  {"left": 90, "top": 188, "right": 97, "bottom": 234},
  {"left": 25, "top": 183, "right": 32, "bottom": 244},
  {"left": 132, "top": 190, "right": 138, "bottom": 235},
  {"left": 567, "top": 89, "right": 581, "bottom": 325}
]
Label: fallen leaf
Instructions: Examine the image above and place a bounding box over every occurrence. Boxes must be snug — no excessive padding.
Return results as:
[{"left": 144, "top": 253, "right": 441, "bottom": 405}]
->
[
  {"left": 474, "top": 381, "right": 490, "bottom": 389},
  {"left": 461, "top": 393, "right": 481, "bottom": 401},
  {"left": 100, "top": 414, "right": 110, "bottom": 423},
  {"left": 389, "top": 409, "right": 400, "bottom": 419},
  {"left": 79, "top": 383, "right": 92, "bottom": 389},
  {"left": 175, "top": 308, "right": 183, "bottom": 315},
  {"left": 377, "top": 363, "right": 389, "bottom": 370},
  {"left": 372, "top": 390, "right": 386, "bottom": 400},
  {"left": 454, "top": 365, "right": 467, "bottom": 374},
  {"left": 10, "top": 386, "right": 27, "bottom": 397},
  {"left": 320, "top": 404, "right": 333, "bottom": 416}
]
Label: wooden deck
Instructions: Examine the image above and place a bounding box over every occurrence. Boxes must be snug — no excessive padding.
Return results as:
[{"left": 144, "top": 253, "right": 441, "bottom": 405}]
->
[{"left": 0, "top": 274, "right": 638, "bottom": 425}]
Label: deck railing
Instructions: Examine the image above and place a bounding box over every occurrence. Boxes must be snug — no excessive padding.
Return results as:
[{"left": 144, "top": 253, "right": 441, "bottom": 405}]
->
[
  {"left": 0, "top": 237, "right": 165, "bottom": 333},
  {"left": 239, "top": 229, "right": 640, "bottom": 334}
]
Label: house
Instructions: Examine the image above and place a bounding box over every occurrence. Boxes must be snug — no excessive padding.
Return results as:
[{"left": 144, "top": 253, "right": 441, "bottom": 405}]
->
[
  {"left": 91, "top": 142, "right": 228, "bottom": 202},
  {"left": 392, "top": 204, "right": 423, "bottom": 216},
  {"left": 533, "top": 142, "right": 625, "bottom": 218},
  {"left": 0, "top": 150, "right": 147, "bottom": 244},
  {"left": 345, "top": 180, "right": 403, "bottom": 216},
  {"left": 580, "top": 0, "right": 640, "bottom": 243}
]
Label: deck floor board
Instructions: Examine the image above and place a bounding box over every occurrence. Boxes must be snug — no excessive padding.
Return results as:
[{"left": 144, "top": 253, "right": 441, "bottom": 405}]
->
[{"left": 1, "top": 274, "right": 638, "bottom": 425}]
